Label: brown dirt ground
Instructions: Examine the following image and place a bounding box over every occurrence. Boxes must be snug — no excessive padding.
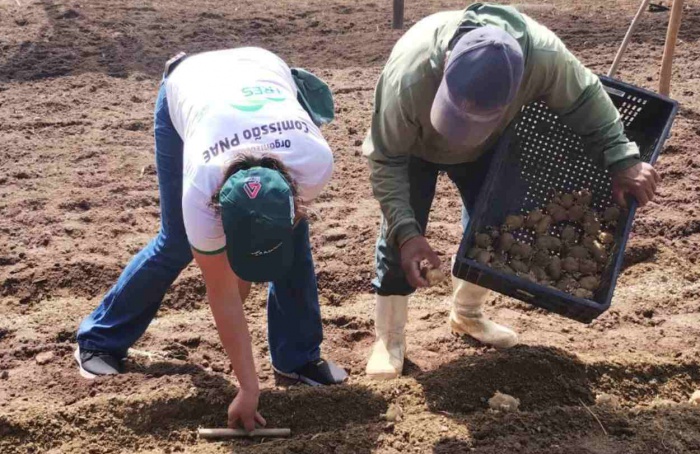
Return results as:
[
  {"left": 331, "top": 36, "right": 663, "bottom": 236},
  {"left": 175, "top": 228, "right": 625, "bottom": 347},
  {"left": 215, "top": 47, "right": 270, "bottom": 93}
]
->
[{"left": 1, "top": 0, "right": 700, "bottom": 453}]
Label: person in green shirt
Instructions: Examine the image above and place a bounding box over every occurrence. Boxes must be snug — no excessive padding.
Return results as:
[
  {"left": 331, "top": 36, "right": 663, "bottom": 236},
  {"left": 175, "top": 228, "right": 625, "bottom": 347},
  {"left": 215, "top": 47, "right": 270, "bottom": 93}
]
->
[{"left": 363, "top": 3, "right": 660, "bottom": 379}]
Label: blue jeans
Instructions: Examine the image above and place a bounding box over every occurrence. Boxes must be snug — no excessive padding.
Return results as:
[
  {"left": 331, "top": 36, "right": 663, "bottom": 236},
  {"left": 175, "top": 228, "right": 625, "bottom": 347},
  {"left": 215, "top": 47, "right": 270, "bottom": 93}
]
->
[
  {"left": 77, "top": 84, "right": 322, "bottom": 373},
  {"left": 373, "top": 154, "right": 494, "bottom": 296}
]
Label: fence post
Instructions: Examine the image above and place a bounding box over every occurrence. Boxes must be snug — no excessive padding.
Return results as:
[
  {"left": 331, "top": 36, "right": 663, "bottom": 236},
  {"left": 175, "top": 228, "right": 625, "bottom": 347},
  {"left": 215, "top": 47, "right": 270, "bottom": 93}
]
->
[{"left": 392, "top": 0, "right": 404, "bottom": 29}]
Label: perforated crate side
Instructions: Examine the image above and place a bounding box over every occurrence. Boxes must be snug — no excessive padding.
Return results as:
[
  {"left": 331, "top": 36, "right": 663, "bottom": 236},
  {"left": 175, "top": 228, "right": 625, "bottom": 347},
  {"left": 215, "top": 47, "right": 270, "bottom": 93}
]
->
[{"left": 454, "top": 77, "right": 679, "bottom": 323}]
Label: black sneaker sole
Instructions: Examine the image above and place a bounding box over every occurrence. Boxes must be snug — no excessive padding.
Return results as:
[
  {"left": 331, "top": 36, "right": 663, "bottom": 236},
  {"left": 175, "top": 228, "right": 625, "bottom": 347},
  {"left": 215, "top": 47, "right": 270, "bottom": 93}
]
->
[
  {"left": 74, "top": 347, "right": 98, "bottom": 380},
  {"left": 272, "top": 366, "right": 324, "bottom": 386},
  {"left": 272, "top": 364, "right": 348, "bottom": 387}
]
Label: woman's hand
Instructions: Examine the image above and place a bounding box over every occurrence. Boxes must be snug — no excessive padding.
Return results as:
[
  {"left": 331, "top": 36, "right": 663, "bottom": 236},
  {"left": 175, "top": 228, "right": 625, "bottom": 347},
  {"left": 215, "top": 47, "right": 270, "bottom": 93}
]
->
[
  {"left": 227, "top": 389, "right": 266, "bottom": 432},
  {"left": 193, "top": 249, "right": 264, "bottom": 432}
]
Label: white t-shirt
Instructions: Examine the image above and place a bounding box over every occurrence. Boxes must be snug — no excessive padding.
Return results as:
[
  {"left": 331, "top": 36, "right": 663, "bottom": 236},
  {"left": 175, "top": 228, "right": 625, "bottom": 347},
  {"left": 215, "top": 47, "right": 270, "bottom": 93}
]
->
[{"left": 165, "top": 47, "right": 334, "bottom": 253}]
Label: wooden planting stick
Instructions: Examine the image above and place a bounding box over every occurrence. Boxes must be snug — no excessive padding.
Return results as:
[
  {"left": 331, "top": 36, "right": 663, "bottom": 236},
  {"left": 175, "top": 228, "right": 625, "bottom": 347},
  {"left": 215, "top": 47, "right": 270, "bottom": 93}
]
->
[
  {"left": 659, "top": 0, "right": 684, "bottom": 95},
  {"left": 198, "top": 428, "right": 291, "bottom": 439},
  {"left": 608, "top": 0, "right": 652, "bottom": 78}
]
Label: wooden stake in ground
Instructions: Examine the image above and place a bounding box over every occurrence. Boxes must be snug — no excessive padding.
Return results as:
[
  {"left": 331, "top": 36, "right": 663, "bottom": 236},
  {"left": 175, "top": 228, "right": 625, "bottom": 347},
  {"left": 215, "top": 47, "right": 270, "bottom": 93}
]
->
[
  {"left": 198, "top": 428, "right": 291, "bottom": 439},
  {"left": 578, "top": 399, "right": 608, "bottom": 436},
  {"left": 608, "top": 0, "right": 652, "bottom": 78},
  {"left": 392, "top": 0, "right": 404, "bottom": 29},
  {"left": 659, "top": 0, "right": 685, "bottom": 96}
]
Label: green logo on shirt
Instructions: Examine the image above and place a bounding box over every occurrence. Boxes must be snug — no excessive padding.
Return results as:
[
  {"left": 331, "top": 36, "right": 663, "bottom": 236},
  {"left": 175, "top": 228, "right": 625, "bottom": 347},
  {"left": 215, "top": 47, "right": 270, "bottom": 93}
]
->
[{"left": 232, "top": 85, "right": 287, "bottom": 112}]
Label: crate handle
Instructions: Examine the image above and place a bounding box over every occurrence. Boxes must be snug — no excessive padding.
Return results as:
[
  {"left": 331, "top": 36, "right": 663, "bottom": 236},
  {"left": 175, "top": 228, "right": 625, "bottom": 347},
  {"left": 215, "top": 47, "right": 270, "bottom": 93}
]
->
[{"left": 515, "top": 289, "right": 535, "bottom": 299}]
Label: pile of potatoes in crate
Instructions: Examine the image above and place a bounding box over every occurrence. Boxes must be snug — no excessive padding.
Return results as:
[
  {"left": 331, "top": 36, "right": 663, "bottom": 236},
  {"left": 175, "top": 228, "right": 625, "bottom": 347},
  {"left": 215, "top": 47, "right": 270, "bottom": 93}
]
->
[{"left": 468, "top": 189, "right": 621, "bottom": 299}]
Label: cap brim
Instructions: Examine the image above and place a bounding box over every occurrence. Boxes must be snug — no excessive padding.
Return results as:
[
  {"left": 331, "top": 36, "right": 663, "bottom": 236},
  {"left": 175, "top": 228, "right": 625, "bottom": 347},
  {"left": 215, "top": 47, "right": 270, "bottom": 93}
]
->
[
  {"left": 431, "top": 80, "right": 505, "bottom": 149},
  {"left": 227, "top": 230, "right": 294, "bottom": 283}
]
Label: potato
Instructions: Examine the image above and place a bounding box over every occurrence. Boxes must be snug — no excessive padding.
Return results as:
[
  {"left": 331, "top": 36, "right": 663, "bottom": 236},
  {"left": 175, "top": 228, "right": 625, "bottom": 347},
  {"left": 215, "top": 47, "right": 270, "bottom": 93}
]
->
[
  {"left": 510, "top": 242, "right": 533, "bottom": 259},
  {"left": 424, "top": 268, "right": 446, "bottom": 286},
  {"left": 533, "top": 249, "right": 552, "bottom": 267},
  {"left": 547, "top": 256, "right": 562, "bottom": 280},
  {"left": 488, "top": 391, "right": 520, "bottom": 412},
  {"left": 535, "top": 215, "right": 553, "bottom": 234},
  {"left": 468, "top": 247, "right": 483, "bottom": 259},
  {"left": 560, "top": 193, "right": 574, "bottom": 209},
  {"left": 509, "top": 242, "right": 523, "bottom": 257},
  {"left": 487, "top": 226, "right": 501, "bottom": 239},
  {"left": 582, "top": 235, "right": 596, "bottom": 250},
  {"left": 562, "top": 256, "right": 579, "bottom": 273},
  {"left": 476, "top": 250, "right": 492, "bottom": 265},
  {"left": 561, "top": 225, "right": 578, "bottom": 244},
  {"left": 582, "top": 210, "right": 597, "bottom": 225},
  {"left": 590, "top": 240, "right": 607, "bottom": 263},
  {"left": 596, "top": 393, "right": 622, "bottom": 408},
  {"left": 573, "top": 288, "right": 594, "bottom": 299},
  {"left": 491, "top": 257, "right": 508, "bottom": 271},
  {"left": 382, "top": 403, "right": 403, "bottom": 422},
  {"left": 475, "top": 233, "right": 492, "bottom": 248},
  {"left": 603, "top": 206, "right": 621, "bottom": 222},
  {"left": 583, "top": 218, "right": 602, "bottom": 236},
  {"left": 554, "top": 210, "right": 568, "bottom": 223},
  {"left": 567, "top": 205, "right": 585, "bottom": 222},
  {"left": 492, "top": 252, "right": 507, "bottom": 265},
  {"left": 520, "top": 243, "right": 534, "bottom": 259},
  {"left": 525, "top": 209, "right": 544, "bottom": 228},
  {"left": 518, "top": 271, "right": 537, "bottom": 283},
  {"left": 556, "top": 276, "right": 578, "bottom": 291},
  {"left": 504, "top": 214, "right": 524, "bottom": 231},
  {"left": 532, "top": 266, "right": 548, "bottom": 282},
  {"left": 579, "top": 276, "right": 600, "bottom": 291},
  {"left": 547, "top": 203, "right": 568, "bottom": 223},
  {"left": 536, "top": 235, "right": 561, "bottom": 251},
  {"left": 574, "top": 189, "right": 593, "bottom": 206},
  {"left": 511, "top": 259, "right": 529, "bottom": 273},
  {"left": 534, "top": 236, "right": 548, "bottom": 250},
  {"left": 567, "top": 246, "right": 589, "bottom": 259},
  {"left": 579, "top": 259, "right": 597, "bottom": 275},
  {"left": 598, "top": 232, "right": 614, "bottom": 245},
  {"left": 498, "top": 232, "right": 515, "bottom": 252},
  {"left": 546, "top": 202, "right": 561, "bottom": 214},
  {"left": 549, "top": 236, "right": 563, "bottom": 250}
]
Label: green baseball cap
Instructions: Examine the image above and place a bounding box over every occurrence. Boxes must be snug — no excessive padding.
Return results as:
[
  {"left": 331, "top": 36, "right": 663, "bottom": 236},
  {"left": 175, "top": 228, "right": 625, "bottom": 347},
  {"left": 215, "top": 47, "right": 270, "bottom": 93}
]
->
[{"left": 219, "top": 167, "right": 295, "bottom": 283}]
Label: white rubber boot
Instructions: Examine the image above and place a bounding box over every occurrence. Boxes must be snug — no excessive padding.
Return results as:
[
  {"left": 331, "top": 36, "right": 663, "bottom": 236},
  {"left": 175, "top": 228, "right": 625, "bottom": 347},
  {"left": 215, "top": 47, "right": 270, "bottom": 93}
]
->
[
  {"left": 366, "top": 295, "right": 409, "bottom": 380},
  {"left": 449, "top": 262, "right": 518, "bottom": 348}
]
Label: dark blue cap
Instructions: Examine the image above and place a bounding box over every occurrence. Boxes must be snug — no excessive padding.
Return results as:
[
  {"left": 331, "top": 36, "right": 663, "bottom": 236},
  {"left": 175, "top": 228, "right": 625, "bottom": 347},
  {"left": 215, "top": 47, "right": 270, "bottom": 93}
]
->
[{"left": 431, "top": 26, "right": 525, "bottom": 148}]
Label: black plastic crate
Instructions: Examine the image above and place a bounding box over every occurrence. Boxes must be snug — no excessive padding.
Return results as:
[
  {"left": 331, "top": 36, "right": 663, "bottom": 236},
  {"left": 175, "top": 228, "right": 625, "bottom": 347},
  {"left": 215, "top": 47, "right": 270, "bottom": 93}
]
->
[{"left": 453, "top": 76, "right": 678, "bottom": 323}]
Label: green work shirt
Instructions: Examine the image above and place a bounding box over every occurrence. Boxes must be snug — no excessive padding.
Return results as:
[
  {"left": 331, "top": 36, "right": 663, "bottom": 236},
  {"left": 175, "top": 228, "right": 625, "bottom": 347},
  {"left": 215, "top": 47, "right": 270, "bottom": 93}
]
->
[{"left": 362, "top": 3, "right": 640, "bottom": 248}]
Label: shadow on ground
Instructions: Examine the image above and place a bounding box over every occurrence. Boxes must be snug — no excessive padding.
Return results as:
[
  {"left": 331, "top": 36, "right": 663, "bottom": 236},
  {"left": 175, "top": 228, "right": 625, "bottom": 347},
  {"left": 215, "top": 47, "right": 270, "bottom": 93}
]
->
[{"left": 415, "top": 345, "right": 700, "bottom": 453}]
